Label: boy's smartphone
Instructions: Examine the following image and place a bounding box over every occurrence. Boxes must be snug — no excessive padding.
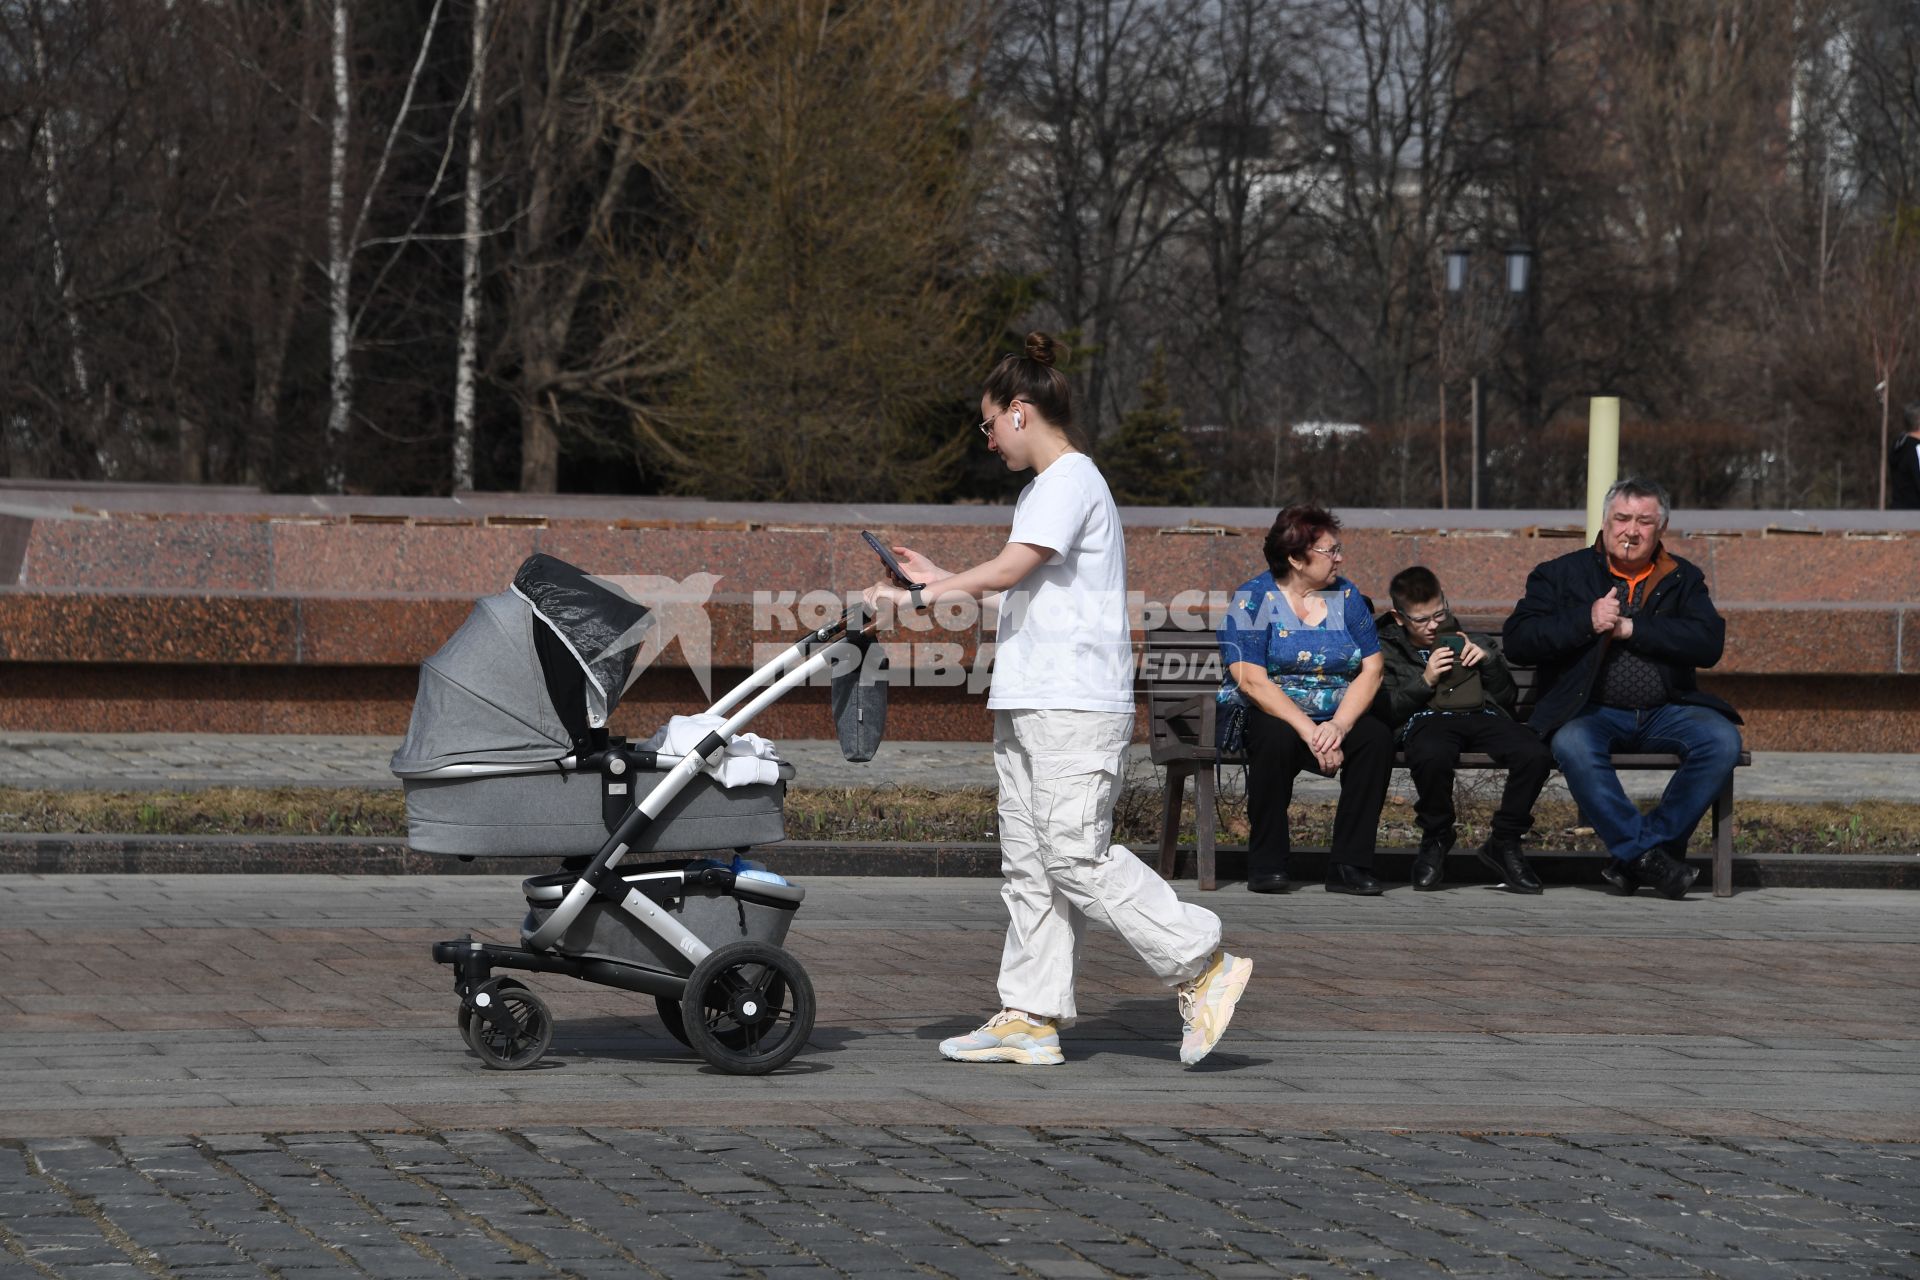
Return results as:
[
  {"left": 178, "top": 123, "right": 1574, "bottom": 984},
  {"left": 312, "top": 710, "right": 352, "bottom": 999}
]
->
[{"left": 1438, "top": 634, "right": 1466, "bottom": 655}]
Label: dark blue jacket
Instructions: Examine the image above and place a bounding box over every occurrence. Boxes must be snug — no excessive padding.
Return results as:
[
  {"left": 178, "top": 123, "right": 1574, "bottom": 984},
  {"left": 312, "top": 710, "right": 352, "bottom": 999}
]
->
[{"left": 1501, "top": 541, "right": 1741, "bottom": 740}]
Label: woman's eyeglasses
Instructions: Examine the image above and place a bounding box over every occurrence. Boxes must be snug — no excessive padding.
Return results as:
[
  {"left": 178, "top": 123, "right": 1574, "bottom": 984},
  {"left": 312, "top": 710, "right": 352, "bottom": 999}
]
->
[
  {"left": 977, "top": 415, "right": 996, "bottom": 438},
  {"left": 1307, "top": 543, "right": 1344, "bottom": 559}
]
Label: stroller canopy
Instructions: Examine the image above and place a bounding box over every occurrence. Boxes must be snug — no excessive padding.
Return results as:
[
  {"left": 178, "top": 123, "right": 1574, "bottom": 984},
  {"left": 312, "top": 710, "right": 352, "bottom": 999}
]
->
[{"left": 390, "top": 554, "right": 653, "bottom": 774}]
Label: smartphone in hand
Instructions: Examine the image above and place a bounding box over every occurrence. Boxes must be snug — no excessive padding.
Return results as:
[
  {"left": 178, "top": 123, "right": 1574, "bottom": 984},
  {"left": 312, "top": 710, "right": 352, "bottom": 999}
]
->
[{"left": 860, "top": 530, "right": 916, "bottom": 587}]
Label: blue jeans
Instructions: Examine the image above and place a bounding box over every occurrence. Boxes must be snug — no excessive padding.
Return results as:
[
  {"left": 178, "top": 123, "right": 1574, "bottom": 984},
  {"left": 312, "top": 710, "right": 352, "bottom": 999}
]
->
[{"left": 1551, "top": 703, "right": 1742, "bottom": 863}]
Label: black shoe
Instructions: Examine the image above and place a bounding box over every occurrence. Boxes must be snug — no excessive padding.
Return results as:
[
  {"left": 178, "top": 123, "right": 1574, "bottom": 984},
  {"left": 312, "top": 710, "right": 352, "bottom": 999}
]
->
[
  {"left": 1630, "top": 847, "right": 1699, "bottom": 900},
  {"left": 1411, "top": 837, "right": 1451, "bottom": 892},
  {"left": 1476, "top": 837, "right": 1543, "bottom": 895},
  {"left": 1247, "top": 872, "right": 1294, "bottom": 894},
  {"left": 1598, "top": 859, "right": 1642, "bottom": 896},
  {"left": 1325, "top": 863, "right": 1384, "bottom": 896}
]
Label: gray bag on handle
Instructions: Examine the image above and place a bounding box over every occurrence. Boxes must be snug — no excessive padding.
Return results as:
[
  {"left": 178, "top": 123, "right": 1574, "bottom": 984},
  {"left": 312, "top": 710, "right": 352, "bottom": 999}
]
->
[{"left": 829, "top": 636, "right": 890, "bottom": 763}]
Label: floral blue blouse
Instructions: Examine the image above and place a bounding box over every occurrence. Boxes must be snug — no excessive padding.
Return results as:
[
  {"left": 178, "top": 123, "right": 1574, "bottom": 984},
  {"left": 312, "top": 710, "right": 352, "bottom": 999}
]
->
[{"left": 1216, "top": 572, "right": 1379, "bottom": 750}]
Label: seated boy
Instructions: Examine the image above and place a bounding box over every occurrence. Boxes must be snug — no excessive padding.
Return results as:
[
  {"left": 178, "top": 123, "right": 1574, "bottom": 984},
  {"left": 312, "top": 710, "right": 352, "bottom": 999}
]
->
[{"left": 1376, "top": 566, "right": 1552, "bottom": 893}]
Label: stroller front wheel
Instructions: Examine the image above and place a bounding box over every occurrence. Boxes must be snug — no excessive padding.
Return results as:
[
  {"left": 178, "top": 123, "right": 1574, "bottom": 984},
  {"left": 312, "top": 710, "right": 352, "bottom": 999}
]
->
[
  {"left": 459, "top": 977, "right": 527, "bottom": 1049},
  {"left": 683, "top": 941, "right": 815, "bottom": 1075},
  {"left": 466, "top": 984, "right": 554, "bottom": 1070}
]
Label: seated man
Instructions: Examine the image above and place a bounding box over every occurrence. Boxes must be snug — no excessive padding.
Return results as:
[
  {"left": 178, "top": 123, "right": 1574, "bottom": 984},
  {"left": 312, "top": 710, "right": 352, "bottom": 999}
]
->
[
  {"left": 1502, "top": 478, "right": 1743, "bottom": 899},
  {"left": 1376, "top": 566, "right": 1551, "bottom": 893}
]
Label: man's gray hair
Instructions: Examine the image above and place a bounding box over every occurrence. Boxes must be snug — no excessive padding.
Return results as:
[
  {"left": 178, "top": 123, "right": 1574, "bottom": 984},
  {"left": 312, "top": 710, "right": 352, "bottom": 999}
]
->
[
  {"left": 1603, "top": 476, "right": 1670, "bottom": 528},
  {"left": 1903, "top": 400, "right": 1920, "bottom": 433}
]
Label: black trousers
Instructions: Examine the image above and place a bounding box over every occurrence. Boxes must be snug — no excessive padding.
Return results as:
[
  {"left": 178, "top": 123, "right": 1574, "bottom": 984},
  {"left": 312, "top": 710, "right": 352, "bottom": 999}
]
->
[
  {"left": 1242, "top": 704, "right": 1393, "bottom": 878},
  {"left": 1400, "top": 713, "right": 1552, "bottom": 844}
]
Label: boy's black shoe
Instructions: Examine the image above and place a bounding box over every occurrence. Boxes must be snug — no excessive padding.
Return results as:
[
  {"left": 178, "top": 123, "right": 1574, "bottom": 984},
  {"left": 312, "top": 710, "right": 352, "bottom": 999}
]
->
[
  {"left": 1411, "top": 836, "right": 1452, "bottom": 891},
  {"left": 1476, "top": 836, "right": 1543, "bottom": 894}
]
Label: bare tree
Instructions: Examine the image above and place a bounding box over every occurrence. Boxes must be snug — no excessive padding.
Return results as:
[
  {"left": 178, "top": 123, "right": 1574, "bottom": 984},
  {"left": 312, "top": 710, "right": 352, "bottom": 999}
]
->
[
  {"left": 322, "top": 0, "right": 449, "bottom": 491},
  {"left": 484, "top": 0, "right": 720, "bottom": 493},
  {"left": 1290, "top": 0, "right": 1478, "bottom": 434},
  {"left": 323, "top": 0, "right": 352, "bottom": 488},
  {"left": 1164, "top": 0, "right": 1314, "bottom": 452},
  {"left": 990, "top": 0, "right": 1213, "bottom": 441},
  {"left": 451, "top": 0, "right": 492, "bottom": 492}
]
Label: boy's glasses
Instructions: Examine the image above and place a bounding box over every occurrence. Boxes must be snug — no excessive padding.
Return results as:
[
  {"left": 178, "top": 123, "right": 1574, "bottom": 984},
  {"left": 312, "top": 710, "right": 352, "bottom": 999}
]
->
[{"left": 1402, "top": 603, "right": 1451, "bottom": 626}]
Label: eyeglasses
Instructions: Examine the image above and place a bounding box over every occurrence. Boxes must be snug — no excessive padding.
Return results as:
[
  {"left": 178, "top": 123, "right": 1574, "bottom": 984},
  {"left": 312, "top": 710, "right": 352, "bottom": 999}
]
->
[
  {"left": 1307, "top": 543, "right": 1344, "bottom": 559},
  {"left": 1401, "top": 602, "right": 1451, "bottom": 626},
  {"left": 979, "top": 401, "right": 1019, "bottom": 438}
]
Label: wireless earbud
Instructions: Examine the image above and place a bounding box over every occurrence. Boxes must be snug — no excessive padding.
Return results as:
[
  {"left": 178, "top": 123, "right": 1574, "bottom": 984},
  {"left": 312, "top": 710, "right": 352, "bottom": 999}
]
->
[{"left": 1013, "top": 411, "right": 1023, "bottom": 430}]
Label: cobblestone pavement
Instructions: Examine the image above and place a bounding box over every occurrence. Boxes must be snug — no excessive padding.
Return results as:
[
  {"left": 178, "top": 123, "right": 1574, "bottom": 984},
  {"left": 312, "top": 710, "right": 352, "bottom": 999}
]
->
[
  {"left": 3, "top": 1125, "right": 1915, "bottom": 1279},
  {"left": 1, "top": 732, "right": 1915, "bottom": 804},
  {"left": 1, "top": 875, "right": 1916, "bottom": 1277}
]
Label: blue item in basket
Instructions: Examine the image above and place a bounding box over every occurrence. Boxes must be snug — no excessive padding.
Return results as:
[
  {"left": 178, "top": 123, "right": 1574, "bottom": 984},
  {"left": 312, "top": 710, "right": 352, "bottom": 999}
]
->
[{"left": 731, "top": 853, "right": 789, "bottom": 886}]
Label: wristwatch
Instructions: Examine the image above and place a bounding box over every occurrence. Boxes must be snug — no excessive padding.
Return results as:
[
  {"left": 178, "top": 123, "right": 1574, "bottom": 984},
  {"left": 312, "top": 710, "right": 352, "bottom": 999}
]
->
[{"left": 908, "top": 584, "right": 929, "bottom": 611}]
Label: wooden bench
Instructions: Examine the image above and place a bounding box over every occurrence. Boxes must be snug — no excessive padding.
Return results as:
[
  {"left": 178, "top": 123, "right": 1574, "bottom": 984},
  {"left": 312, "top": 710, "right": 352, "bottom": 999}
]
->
[{"left": 1141, "top": 622, "right": 1752, "bottom": 897}]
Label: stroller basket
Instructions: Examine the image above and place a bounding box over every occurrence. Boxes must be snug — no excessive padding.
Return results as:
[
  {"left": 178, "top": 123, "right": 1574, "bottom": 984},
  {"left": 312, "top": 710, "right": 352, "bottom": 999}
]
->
[
  {"left": 520, "top": 861, "right": 803, "bottom": 974},
  {"left": 402, "top": 760, "right": 792, "bottom": 858}
]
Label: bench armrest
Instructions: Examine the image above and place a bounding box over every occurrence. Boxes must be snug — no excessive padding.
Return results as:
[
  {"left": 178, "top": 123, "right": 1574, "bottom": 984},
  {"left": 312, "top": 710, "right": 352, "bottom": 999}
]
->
[{"left": 1147, "top": 690, "right": 1218, "bottom": 764}]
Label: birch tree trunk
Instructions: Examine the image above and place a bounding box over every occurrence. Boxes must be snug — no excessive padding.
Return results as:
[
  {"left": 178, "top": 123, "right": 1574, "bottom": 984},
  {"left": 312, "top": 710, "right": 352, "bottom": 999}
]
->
[
  {"left": 31, "top": 23, "right": 92, "bottom": 408},
  {"left": 452, "top": 0, "right": 491, "bottom": 493},
  {"left": 324, "top": 0, "right": 352, "bottom": 491}
]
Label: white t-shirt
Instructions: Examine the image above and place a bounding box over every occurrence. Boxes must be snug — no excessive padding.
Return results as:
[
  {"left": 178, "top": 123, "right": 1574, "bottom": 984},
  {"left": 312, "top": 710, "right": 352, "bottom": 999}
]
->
[{"left": 988, "top": 453, "right": 1134, "bottom": 713}]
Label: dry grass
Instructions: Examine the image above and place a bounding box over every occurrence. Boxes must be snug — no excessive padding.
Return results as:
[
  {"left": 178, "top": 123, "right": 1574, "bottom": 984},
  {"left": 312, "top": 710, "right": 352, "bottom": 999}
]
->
[
  {"left": 0, "top": 784, "right": 1915, "bottom": 855},
  {"left": 0, "top": 787, "right": 409, "bottom": 838}
]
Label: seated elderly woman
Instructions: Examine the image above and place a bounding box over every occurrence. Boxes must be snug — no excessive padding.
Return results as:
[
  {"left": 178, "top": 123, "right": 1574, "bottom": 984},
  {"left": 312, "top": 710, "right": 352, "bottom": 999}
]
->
[{"left": 1217, "top": 505, "right": 1393, "bottom": 895}]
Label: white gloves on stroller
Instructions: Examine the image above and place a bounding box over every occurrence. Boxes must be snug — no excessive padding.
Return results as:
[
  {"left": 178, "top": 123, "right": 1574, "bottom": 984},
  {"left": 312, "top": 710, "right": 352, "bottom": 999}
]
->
[{"left": 639, "top": 714, "right": 782, "bottom": 787}]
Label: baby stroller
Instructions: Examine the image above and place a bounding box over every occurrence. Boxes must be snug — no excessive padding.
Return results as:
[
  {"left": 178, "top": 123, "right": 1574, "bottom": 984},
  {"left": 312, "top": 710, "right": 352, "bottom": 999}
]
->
[{"left": 396, "top": 552, "right": 887, "bottom": 1075}]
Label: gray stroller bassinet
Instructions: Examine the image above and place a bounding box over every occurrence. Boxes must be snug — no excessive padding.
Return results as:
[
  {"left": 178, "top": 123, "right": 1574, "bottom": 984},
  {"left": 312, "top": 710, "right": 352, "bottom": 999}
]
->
[{"left": 403, "top": 552, "right": 888, "bottom": 1075}]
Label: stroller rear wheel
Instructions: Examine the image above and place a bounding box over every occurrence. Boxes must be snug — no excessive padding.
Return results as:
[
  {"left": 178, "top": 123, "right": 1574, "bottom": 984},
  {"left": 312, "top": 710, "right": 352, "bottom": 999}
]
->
[
  {"left": 656, "top": 970, "right": 793, "bottom": 1053},
  {"left": 465, "top": 983, "right": 553, "bottom": 1070},
  {"left": 683, "top": 941, "right": 815, "bottom": 1075}
]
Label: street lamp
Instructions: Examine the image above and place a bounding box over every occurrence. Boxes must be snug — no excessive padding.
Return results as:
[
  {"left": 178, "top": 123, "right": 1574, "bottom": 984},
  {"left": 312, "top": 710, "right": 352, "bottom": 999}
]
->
[{"left": 1440, "top": 244, "right": 1535, "bottom": 508}]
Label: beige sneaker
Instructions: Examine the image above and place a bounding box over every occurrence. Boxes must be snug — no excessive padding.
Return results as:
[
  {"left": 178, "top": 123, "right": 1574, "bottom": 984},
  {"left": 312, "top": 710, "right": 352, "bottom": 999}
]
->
[
  {"left": 1177, "top": 951, "right": 1253, "bottom": 1066},
  {"left": 939, "top": 1009, "right": 1065, "bottom": 1065}
]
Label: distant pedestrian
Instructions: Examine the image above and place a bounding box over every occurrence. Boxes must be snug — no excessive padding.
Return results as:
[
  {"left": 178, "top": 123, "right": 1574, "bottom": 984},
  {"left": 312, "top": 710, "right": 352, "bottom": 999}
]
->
[
  {"left": 863, "top": 332, "right": 1251, "bottom": 1068},
  {"left": 1891, "top": 400, "right": 1920, "bottom": 511}
]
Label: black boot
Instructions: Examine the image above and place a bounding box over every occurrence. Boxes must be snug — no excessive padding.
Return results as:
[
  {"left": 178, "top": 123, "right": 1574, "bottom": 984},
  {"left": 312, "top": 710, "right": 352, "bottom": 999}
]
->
[
  {"left": 1476, "top": 836, "right": 1543, "bottom": 895},
  {"left": 1411, "top": 835, "right": 1452, "bottom": 891},
  {"left": 1630, "top": 847, "right": 1698, "bottom": 900},
  {"left": 1325, "top": 863, "right": 1383, "bottom": 896}
]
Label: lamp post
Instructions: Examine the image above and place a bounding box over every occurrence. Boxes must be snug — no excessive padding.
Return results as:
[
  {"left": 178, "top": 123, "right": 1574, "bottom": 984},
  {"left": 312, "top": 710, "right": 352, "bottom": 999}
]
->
[{"left": 1441, "top": 244, "right": 1534, "bottom": 509}]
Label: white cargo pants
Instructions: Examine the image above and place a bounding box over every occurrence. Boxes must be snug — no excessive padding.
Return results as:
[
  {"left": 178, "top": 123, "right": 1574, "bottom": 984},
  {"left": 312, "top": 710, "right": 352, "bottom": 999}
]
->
[{"left": 993, "top": 708, "right": 1222, "bottom": 1024}]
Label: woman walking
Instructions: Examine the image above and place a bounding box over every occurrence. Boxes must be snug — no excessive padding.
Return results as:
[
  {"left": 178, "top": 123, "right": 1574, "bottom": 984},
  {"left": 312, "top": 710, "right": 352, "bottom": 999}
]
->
[{"left": 863, "top": 333, "right": 1251, "bottom": 1068}]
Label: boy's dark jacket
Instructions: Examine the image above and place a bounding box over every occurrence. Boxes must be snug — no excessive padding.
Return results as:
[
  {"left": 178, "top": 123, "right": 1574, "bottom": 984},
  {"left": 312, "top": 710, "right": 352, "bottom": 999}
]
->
[
  {"left": 1501, "top": 540, "right": 1741, "bottom": 740},
  {"left": 1373, "top": 615, "right": 1518, "bottom": 731}
]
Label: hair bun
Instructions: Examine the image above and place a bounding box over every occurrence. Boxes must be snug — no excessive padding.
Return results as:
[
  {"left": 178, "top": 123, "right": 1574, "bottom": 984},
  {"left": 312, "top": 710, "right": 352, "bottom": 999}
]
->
[{"left": 1023, "top": 331, "right": 1057, "bottom": 368}]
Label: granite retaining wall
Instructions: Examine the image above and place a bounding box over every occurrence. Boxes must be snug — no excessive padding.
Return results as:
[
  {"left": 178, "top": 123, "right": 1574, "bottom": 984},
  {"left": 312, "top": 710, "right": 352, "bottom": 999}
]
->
[{"left": 1, "top": 485, "right": 1915, "bottom": 752}]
